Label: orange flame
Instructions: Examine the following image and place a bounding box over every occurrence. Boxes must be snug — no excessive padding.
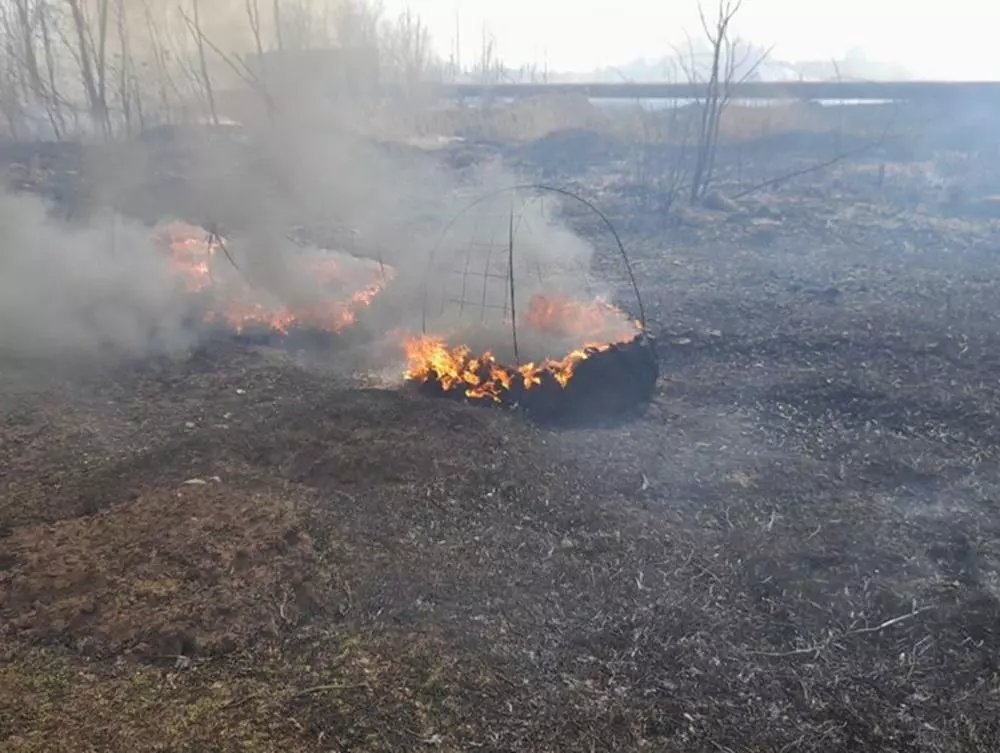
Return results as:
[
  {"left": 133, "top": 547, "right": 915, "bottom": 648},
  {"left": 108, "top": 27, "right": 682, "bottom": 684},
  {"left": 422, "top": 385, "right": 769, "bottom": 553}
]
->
[
  {"left": 156, "top": 222, "right": 392, "bottom": 334},
  {"left": 404, "top": 294, "right": 642, "bottom": 401},
  {"left": 403, "top": 335, "right": 619, "bottom": 402},
  {"left": 156, "top": 221, "right": 217, "bottom": 292},
  {"left": 525, "top": 293, "right": 640, "bottom": 342}
]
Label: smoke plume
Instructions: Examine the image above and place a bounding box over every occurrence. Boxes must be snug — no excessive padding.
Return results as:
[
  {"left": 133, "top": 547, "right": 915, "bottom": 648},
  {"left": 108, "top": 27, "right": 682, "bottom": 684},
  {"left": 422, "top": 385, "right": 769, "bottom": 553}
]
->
[
  {"left": 0, "top": 192, "right": 197, "bottom": 361},
  {"left": 0, "top": 119, "right": 621, "bottom": 369}
]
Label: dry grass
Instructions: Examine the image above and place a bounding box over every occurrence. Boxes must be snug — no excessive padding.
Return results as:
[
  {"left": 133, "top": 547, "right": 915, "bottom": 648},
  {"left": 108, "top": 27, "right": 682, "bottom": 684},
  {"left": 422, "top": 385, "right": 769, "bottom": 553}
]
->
[
  {"left": 4, "top": 478, "right": 334, "bottom": 658},
  {"left": 4, "top": 117, "right": 1000, "bottom": 752},
  {"left": 415, "top": 96, "right": 854, "bottom": 146}
]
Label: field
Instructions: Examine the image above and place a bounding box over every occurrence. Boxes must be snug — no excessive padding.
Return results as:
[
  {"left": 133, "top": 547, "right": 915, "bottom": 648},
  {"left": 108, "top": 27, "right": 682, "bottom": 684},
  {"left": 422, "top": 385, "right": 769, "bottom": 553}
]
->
[{"left": 3, "top": 103, "right": 1000, "bottom": 752}]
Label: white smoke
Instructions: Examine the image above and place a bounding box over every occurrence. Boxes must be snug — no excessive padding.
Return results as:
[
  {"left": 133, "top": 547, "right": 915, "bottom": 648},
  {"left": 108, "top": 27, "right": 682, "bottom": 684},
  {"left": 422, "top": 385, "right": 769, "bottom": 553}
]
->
[{"left": 0, "top": 192, "right": 196, "bottom": 361}]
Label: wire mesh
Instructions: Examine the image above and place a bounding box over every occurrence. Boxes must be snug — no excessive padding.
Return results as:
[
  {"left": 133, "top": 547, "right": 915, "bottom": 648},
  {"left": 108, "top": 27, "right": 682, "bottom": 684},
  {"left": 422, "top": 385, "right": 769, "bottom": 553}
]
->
[{"left": 421, "top": 184, "right": 648, "bottom": 366}]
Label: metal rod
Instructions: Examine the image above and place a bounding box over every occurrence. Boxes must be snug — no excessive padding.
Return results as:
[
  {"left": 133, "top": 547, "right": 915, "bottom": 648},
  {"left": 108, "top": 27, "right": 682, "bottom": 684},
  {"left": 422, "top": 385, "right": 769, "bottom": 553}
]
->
[
  {"left": 458, "top": 245, "right": 473, "bottom": 316},
  {"left": 507, "top": 204, "right": 519, "bottom": 366},
  {"left": 204, "top": 230, "right": 216, "bottom": 284},
  {"left": 479, "top": 244, "right": 493, "bottom": 325}
]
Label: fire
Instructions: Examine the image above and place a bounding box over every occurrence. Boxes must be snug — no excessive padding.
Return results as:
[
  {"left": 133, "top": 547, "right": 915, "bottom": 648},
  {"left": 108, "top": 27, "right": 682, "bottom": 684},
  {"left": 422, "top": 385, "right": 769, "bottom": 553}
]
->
[
  {"left": 525, "top": 293, "right": 640, "bottom": 342},
  {"left": 403, "top": 335, "right": 617, "bottom": 402},
  {"left": 202, "top": 280, "right": 386, "bottom": 334},
  {"left": 155, "top": 221, "right": 217, "bottom": 292},
  {"left": 404, "top": 294, "right": 643, "bottom": 402},
  {"left": 155, "top": 221, "right": 392, "bottom": 335}
]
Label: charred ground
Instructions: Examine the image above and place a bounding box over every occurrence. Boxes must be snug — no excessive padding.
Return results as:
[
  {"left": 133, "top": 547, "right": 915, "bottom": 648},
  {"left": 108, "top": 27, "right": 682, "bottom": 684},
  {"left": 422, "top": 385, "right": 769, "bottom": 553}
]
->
[{"left": 3, "top": 125, "right": 1000, "bottom": 752}]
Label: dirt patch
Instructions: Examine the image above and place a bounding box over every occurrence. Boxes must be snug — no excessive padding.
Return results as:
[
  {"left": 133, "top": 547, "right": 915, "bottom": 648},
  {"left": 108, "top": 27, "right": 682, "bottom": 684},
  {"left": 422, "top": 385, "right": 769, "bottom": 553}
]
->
[{"left": 2, "top": 475, "right": 337, "bottom": 659}]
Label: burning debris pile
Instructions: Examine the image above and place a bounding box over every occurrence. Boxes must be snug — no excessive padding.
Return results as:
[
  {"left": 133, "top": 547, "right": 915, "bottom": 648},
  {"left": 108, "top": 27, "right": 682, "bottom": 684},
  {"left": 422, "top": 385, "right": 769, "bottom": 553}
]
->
[
  {"left": 154, "top": 221, "right": 393, "bottom": 345},
  {"left": 403, "top": 294, "right": 658, "bottom": 425}
]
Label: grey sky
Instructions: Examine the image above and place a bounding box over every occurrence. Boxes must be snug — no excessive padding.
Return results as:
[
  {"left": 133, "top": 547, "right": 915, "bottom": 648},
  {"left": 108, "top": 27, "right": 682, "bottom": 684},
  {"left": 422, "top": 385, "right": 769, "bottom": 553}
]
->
[{"left": 382, "top": 0, "right": 1000, "bottom": 78}]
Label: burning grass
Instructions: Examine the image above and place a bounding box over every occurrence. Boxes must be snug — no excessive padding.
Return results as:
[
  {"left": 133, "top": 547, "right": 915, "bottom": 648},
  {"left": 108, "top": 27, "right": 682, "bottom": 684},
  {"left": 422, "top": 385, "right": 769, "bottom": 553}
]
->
[
  {"left": 403, "top": 294, "right": 657, "bottom": 423},
  {"left": 154, "top": 220, "right": 393, "bottom": 340}
]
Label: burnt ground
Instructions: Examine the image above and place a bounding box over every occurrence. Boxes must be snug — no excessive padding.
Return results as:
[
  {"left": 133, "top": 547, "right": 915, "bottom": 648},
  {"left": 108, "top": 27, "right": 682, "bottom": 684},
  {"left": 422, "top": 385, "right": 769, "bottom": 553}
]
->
[{"left": 4, "top": 133, "right": 1000, "bottom": 752}]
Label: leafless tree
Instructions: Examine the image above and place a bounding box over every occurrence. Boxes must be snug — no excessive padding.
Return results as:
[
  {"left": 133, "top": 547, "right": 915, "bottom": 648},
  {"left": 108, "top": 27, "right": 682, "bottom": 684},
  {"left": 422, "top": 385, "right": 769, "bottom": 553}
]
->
[
  {"left": 678, "top": 0, "right": 771, "bottom": 203},
  {"left": 243, "top": 0, "right": 271, "bottom": 111},
  {"left": 0, "top": 1, "right": 68, "bottom": 137},
  {"left": 65, "top": 0, "right": 110, "bottom": 134},
  {"left": 182, "top": 0, "right": 217, "bottom": 125},
  {"left": 112, "top": 0, "right": 138, "bottom": 134},
  {"left": 38, "top": 0, "right": 67, "bottom": 135},
  {"left": 475, "top": 25, "right": 505, "bottom": 85},
  {"left": 94, "top": 0, "right": 109, "bottom": 120},
  {"left": 137, "top": 0, "right": 176, "bottom": 123},
  {"left": 0, "top": 0, "right": 440, "bottom": 138},
  {"left": 13, "top": 1, "right": 43, "bottom": 97},
  {"left": 381, "top": 8, "right": 433, "bottom": 93}
]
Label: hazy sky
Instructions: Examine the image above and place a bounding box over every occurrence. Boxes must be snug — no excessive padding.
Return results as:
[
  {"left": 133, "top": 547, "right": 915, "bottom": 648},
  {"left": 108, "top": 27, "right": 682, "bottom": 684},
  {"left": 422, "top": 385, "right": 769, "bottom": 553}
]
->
[{"left": 382, "top": 0, "right": 1000, "bottom": 79}]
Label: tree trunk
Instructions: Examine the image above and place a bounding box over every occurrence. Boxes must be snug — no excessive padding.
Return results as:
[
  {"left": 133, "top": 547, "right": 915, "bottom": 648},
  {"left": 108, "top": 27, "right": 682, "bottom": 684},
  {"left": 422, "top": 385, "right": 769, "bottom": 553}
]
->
[
  {"left": 39, "top": 1, "right": 66, "bottom": 138},
  {"left": 14, "top": 0, "right": 43, "bottom": 95},
  {"left": 191, "top": 0, "right": 219, "bottom": 125},
  {"left": 65, "top": 0, "right": 104, "bottom": 130}
]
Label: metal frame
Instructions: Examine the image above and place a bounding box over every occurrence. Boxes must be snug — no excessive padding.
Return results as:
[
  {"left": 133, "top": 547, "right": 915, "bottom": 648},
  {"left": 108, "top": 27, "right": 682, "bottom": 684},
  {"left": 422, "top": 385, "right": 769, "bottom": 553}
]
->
[{"left": 421, "top": 184, "right": 648, "bottom": 366}]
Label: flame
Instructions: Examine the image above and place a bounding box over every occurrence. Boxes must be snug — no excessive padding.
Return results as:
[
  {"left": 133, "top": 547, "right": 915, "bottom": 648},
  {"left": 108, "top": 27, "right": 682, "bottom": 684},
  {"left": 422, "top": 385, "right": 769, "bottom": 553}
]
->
[
  {"left": 404, "top": 294, "right": 643, "bottom": 401},
  {"left": 404, "top": 335, "right": 616, "bottom": 401},
  {"left": 525, "top": 293, "right": 640, "bottom": 342},
  {"left": 155, "top": 221, "right": 217, "bottom": 292},
  {"left": 155, "top": 222, "right": 392, "bottom": 334},
  {"left": 202, "top": 281, "right": 386, "bottom": 334}
]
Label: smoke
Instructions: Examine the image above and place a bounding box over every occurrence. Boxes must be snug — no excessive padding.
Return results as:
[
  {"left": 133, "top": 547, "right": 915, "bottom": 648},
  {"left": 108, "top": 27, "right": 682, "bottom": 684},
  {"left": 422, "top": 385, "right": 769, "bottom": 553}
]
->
[
  {"left": 142, "top": 118, "right": 616, "bottom": 342},
  {"left": 0, "top": 63, "right": 619, "bottom": 370},
  {"left": 0, "top": 123, "right": 621, "bottom": 369},
  {"left": 0, "top": 192, "right": 198, "bottom": 362},
  {"left": 0, "top": 0, "right": 629, "bottom": 367}
]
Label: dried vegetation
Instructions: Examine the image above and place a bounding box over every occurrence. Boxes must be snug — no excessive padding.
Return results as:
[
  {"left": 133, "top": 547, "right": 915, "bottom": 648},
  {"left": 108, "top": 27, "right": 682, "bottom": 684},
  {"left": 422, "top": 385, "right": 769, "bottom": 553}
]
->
[{"left": 3, "top": 112, "right": 1000, "bottom": 751}]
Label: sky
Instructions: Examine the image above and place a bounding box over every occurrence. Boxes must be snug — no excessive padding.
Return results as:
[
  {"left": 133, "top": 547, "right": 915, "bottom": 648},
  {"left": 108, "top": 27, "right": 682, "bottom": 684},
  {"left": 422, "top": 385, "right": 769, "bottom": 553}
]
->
[{"left": 380, "top": 0, "right": 1000, "bottom": 79}]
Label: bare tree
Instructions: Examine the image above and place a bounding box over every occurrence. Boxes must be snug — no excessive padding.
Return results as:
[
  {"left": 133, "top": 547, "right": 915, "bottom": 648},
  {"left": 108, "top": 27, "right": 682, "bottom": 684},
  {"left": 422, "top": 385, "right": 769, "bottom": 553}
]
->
[
  {"left": 678, "top": 0, "right": 771, "bottom": 203},
  {"left": 381, "top": 8, "right": 433, "bottom": 93},
  {"left": 279, "top": 0, "right": 323, "bottom": 50},
  {"left": 243, "top": 0, "right": 273, "bottom": 120},
  {"left": 475, "top": 24, "right": 504, "bottom": 85},
  {"left": 65, "top": 0, "right": 109, "bottom": 133},
  {"left": 182, "top": 0, "right": 218, "bottom": 124},
  {"left": 140, "top": 0, "right": 186, "bottom": 124},
  {"left": 94, "top": 0, "right": 109, "bottom": 122},
  {"left": 112, "top": 0, "right": 142, "bottom": 135},
  {"left": 0, "top": 5, "right": 25, "bottom": 137},
  {"left": 179, "top": 2, "right": 276, "bottom": 124},
  {"left": 13, "top": 0, "right": 43, "bottom": 96},
  {"left": 38, "top": 0, "right": 67, "bottom": 136},
  {"left": 0, "top": 0, "right": 439, "bottom": 139},
  {"left": 0, "top": 0, "right": 67, "bottom": 138}
]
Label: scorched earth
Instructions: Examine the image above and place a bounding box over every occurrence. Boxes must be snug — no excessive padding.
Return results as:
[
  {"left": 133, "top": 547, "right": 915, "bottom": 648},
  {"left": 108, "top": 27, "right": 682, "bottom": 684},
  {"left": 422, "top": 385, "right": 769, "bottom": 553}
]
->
[{"left": 3, "top": 137, "right": 1000, "bottom": 753}]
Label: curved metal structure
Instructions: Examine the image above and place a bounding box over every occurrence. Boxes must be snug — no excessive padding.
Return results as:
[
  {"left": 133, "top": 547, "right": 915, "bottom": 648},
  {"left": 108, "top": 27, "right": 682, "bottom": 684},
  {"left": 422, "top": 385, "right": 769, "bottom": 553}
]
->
[{"left": 420, "top": 183, "right": 649, "bottom": 365}]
